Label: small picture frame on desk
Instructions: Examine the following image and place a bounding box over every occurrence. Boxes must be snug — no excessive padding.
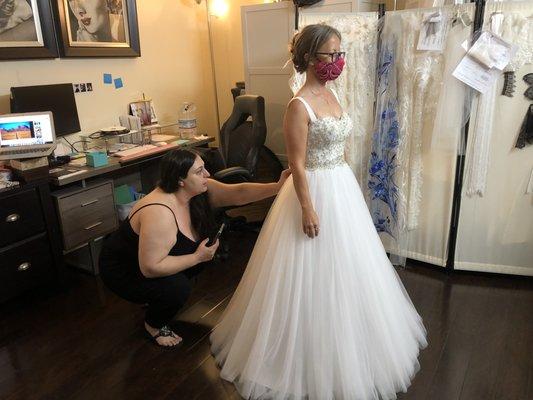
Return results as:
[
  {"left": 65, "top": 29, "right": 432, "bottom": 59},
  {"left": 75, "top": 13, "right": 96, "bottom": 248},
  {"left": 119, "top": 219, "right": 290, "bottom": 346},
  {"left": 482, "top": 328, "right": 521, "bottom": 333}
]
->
[
  {"left": 129, "top": 99, "right": 157, "bottom": 126},
  {"left": 0, "top": 0, "right": 59, "bottom": 60},
  {"left": 53, "top": 0, "right": 140, "bottom": 58}
]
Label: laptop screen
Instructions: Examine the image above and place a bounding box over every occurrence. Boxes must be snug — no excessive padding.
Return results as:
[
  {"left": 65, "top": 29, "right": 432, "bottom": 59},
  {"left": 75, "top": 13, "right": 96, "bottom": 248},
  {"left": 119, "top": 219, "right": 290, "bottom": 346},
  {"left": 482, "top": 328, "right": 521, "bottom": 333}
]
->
[{"left": 0, "top": 112, "right": 55, "bottom": 148}]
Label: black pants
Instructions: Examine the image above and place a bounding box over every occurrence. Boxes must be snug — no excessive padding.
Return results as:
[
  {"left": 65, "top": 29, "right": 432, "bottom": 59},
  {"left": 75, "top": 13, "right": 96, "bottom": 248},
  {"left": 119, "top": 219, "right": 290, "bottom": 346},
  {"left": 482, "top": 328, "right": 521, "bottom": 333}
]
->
[{"left": 99, "top": 257, "right": 193, "bottom": 329}]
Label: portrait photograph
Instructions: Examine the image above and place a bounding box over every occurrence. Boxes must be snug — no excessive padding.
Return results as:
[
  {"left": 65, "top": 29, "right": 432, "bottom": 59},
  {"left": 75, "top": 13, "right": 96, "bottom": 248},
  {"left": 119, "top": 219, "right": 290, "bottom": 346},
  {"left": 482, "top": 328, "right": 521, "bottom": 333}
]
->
[
  {"left": 55, "top": 0, "right": 140, "bottom": 57},
  {"left": 0, "top": 0, "right": 58, "bottom": 59},
  {"left": 130, "top": 100, "right": 152, "bottom": 127}
]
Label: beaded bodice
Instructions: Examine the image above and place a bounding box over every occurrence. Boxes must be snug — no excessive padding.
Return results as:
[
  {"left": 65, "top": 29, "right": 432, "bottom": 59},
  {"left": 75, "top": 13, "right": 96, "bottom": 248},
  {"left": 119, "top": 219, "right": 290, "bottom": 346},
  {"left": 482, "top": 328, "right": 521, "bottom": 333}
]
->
[{"left": 305, "top": 112, "right": 353, "bottom": 170}]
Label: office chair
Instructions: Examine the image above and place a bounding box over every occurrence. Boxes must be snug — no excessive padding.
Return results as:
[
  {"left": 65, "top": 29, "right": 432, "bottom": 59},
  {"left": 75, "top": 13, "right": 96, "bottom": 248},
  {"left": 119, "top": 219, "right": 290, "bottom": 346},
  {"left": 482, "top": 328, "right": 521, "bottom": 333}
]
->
[
  {"left": 231, "top": 82, "right": 246, "bottom": 102},
  {"left": 203, "top": 94, "right": 267, "bottom": 184}
]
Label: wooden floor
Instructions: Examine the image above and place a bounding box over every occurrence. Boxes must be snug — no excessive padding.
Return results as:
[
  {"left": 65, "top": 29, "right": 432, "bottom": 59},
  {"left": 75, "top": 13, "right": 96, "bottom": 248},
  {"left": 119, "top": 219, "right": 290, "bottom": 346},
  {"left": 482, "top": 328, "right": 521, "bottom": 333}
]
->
[{"left": 1, "top": 231, "right": 532, "bottom": 400}]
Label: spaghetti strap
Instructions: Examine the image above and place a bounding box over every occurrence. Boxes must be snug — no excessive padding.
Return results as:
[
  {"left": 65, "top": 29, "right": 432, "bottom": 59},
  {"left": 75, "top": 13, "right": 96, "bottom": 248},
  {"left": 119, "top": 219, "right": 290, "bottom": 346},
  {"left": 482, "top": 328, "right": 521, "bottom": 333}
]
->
[
  {"left": 128, "top": 203, "right": 179, "bottom": 230},
  {"left": 291, "top": 97, "right": 317, "bottom": 122},
  {"left": 330, "top": 87, "right": 340, "bottom": 103}
]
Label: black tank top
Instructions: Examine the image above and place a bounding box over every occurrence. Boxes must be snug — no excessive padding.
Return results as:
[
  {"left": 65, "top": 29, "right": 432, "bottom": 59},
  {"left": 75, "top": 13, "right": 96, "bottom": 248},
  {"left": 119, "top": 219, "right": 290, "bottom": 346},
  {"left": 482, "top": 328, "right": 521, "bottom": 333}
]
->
[{"left": 100, "top": 203, "right": 205, "bottom": 279}]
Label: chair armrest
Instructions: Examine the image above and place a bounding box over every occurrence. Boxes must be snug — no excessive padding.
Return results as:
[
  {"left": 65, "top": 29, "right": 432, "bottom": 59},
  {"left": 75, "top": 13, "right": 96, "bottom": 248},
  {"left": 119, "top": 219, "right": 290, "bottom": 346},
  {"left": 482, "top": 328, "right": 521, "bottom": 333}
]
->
[{"left": 213, "top": 167, "right": 253, "bottom": 183}]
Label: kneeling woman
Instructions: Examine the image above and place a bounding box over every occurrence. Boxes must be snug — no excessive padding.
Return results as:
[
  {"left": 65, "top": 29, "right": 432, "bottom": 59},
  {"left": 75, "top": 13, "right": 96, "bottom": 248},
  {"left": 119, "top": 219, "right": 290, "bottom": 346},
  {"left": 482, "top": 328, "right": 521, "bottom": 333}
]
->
[{"left": 99, "top": 149, "right": 290, "bottom": 347}]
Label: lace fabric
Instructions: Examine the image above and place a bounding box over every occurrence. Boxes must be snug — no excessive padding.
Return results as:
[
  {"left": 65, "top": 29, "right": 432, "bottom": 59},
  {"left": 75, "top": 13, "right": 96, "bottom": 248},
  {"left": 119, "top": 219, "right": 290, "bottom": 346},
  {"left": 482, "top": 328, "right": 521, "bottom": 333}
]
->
[
  {"left": 371, "top": 5, "right": 474, "bottom": 264},
  {"left": 465, "top": 5, "right": 532, "bottom": 197}
]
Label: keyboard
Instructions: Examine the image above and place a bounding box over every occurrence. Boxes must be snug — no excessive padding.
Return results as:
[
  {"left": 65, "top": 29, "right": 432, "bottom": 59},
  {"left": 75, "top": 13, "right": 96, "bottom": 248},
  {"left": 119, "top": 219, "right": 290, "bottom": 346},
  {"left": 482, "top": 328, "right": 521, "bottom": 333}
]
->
[
  {"left": 114, "top": 142, "right": 182, "bottom": 164},
  {"left": 1, "top": 146, "right": 52, "bottom": 156},
  {"left": 113, "top": 145, "right": 157, "bottom": 158}
]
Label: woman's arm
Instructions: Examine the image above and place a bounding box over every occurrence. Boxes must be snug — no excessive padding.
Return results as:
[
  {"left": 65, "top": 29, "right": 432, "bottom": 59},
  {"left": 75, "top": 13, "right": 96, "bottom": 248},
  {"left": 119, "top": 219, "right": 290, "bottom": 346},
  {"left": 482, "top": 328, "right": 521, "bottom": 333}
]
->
[
  {"left": 283, "top": 100, "right": 319, "bottom": 238},
  {"left": 137, "top": 207, "right": 218, "bottom": 278},
  {"left": 207, "top": 169, "right": 291, "bottom": 208}
]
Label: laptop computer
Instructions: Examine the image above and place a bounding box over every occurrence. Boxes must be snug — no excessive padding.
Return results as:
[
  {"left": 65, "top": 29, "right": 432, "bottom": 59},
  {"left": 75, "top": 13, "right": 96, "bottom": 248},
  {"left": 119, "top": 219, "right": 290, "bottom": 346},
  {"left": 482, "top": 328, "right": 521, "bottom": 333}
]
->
[{"left": 0, "top": 112, "right": 57, "bottom": 161}]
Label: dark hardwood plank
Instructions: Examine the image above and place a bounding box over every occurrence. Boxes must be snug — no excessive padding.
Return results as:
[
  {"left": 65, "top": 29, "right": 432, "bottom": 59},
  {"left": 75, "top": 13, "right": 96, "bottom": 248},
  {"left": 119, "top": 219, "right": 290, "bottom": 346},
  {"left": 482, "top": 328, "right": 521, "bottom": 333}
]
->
[{"left": 0, "top": 230, "right": 531, "bottom": 400}]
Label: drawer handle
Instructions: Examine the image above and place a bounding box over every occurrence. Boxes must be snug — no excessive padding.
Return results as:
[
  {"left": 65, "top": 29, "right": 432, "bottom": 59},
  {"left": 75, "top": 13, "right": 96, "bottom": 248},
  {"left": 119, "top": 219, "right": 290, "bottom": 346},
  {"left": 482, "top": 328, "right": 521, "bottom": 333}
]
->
[
  {"left": 81, "top": 199, "right": 99, "bottom": 207},
  {"left": 85, "top": 221, "right": 103, "bottom": 230},
  {"left": 18, "top": 262, "right": 31, "bottom": 272},
  {"left": 6, "top": 213, "right": 20, "bottom": 223}
]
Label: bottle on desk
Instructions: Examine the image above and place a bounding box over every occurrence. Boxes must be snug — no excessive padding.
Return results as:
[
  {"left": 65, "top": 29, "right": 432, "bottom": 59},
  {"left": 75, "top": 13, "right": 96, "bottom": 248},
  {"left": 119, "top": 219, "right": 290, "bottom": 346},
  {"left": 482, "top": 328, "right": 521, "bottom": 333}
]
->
[{"left": 178, "top": 102, "right": 197, "bottom": 139}]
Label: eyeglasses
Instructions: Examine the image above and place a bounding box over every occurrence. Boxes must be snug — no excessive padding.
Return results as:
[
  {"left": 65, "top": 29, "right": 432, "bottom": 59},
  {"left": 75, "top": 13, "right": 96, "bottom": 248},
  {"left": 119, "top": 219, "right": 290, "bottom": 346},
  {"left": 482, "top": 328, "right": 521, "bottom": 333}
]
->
[{"left": 315, "top": 51, "right": 346, "bottom": 62}]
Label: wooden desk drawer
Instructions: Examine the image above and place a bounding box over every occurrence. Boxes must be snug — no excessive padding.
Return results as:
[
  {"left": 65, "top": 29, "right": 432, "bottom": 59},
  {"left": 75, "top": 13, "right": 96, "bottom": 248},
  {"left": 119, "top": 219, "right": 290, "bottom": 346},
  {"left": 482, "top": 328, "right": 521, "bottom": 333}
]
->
[
  {"left": 53, "top": 181, "right": 118, "bottom": 250},
  {"left": 61, "top": 194, "right": 115, "bottom": 235},
  {"left": 62, "top": 208, "right": 117, "bottom": 250},
  {"left": 0, "top": 188, "right": 45, "bottom": 247},
  {"left": 56, "top": 182, "right": 113, "bottom": 213},
  {"left": 0, "top": 235, "right": 53, "bottom": 303}
]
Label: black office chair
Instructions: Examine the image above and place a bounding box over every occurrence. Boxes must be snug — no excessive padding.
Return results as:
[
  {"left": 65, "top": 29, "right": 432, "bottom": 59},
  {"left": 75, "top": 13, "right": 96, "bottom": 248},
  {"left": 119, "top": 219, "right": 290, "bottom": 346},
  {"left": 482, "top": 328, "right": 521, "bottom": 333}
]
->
[
  {"left": 202, "top": 94, "right": 267, "bottom": 184},
  {"left": 230, "top": 81, "right": 246, "bottom": 102}
]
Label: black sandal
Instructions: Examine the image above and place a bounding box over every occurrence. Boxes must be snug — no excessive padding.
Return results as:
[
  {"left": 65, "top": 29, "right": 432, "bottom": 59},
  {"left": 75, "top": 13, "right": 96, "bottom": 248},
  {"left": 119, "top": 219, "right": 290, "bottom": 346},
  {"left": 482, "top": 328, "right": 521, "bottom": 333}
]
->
[{"left": 145, "top": 325, "right": 183, "bottom": 348}]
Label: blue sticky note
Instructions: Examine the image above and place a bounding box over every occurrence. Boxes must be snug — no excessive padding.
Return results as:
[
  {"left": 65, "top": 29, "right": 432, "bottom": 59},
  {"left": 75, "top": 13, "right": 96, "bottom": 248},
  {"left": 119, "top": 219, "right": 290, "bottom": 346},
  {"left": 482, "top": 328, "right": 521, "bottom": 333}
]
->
[
  {"left": 103, "top": 73, "right": 112, "bottom": 84},
  {"left": 114, "top": 78, "right": 123, "bottom": 89}
]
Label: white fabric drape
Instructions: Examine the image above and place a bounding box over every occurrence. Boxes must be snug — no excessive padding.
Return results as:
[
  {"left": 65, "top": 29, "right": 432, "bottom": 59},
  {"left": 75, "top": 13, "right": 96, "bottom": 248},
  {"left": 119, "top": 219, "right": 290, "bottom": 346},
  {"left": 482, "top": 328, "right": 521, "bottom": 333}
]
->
[
  {"left": 464, "top": 8, "right": 533, "bottom": 197},
  {"left": 379, "top": 4, "right": 475, "bottom": 266},
  {"left": 455, "top": 1, "right": 533, "bottom": 276}
]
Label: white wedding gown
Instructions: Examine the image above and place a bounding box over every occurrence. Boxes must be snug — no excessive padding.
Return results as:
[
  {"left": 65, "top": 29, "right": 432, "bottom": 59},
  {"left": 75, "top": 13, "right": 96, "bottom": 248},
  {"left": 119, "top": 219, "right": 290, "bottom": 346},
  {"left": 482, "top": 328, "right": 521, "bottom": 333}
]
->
[{"left": 210, "top": 95, "right": 428, "bottom": 400}]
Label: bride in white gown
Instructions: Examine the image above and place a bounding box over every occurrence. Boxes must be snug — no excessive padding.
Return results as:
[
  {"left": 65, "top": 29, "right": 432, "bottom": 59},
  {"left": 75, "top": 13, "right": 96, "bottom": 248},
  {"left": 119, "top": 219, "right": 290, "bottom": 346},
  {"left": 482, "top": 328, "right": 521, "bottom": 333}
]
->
[{"left": 210, "top": 24, "right": 427, "bottom": 400}]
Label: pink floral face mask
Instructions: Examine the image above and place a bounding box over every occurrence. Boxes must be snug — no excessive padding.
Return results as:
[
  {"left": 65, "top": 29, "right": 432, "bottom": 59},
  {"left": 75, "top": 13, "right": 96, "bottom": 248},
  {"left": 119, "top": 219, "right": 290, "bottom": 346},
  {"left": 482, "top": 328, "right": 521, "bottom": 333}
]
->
[{"left": 314, "top": 56, "right": 345, "bottom": 82}]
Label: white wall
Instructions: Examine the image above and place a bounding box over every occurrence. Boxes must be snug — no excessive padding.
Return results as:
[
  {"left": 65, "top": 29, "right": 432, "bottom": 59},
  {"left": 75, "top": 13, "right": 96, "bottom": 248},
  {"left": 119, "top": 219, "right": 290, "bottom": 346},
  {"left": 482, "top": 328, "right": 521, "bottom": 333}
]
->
[{"left": 0, "top": 0, "right": 219, "bottom": 145}]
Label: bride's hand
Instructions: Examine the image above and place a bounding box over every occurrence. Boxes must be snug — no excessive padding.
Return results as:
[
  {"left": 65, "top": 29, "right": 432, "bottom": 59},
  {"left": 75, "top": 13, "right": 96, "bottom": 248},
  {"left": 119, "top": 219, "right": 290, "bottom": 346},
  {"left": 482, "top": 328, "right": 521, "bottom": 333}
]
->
[{"left": 302, "top": 206, "right": 319, "bottom": 238}]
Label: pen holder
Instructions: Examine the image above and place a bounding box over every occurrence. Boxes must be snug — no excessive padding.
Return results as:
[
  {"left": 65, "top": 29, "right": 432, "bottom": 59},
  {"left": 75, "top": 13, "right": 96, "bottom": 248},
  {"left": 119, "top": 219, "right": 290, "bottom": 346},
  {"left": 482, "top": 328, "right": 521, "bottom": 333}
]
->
[{"left": 86, "top": 151, "right": 108, "bottom": 167}]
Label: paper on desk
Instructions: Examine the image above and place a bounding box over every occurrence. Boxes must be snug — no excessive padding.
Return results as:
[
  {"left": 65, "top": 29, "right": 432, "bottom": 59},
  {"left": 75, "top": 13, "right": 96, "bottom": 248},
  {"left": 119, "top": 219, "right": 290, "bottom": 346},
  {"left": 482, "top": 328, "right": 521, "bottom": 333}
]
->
[
  {"left": 69, "top": 158, "right": 87, "bottom": 167},
  {"left": 453, "top": 31, "right": 516, "bottom": 93},
  {"left": 151, "top": 134, "right": 179, "bottom": 142}
]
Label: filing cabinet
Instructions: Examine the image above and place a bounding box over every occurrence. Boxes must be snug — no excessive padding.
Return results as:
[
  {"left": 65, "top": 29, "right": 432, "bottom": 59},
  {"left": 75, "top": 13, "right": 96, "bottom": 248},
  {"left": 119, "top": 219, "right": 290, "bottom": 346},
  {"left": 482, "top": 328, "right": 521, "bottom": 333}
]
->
[{"left": 0, "top": 181, "right": 62, "bottom": 302}]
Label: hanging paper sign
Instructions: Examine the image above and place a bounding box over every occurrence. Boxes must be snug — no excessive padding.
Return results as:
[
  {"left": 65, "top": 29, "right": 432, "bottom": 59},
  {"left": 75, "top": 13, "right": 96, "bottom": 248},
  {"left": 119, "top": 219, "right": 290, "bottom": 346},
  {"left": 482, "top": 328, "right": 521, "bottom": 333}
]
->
[
  {"left": 452, "top": 31, "right": 517, "bottom": 93},
  {"left": 417, "top": 11, "right": 449, "bottom": 52}
]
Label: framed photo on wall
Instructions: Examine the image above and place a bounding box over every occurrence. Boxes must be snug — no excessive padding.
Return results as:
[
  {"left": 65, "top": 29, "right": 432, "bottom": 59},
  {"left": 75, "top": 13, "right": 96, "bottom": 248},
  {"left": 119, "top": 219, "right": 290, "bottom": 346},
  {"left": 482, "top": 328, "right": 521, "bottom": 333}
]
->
[
  {"left": 0, "top": 0, "right": 59, "bottom": 60},
  {"left": 54, "top": 0, "right": 140, "bottom": 57}
]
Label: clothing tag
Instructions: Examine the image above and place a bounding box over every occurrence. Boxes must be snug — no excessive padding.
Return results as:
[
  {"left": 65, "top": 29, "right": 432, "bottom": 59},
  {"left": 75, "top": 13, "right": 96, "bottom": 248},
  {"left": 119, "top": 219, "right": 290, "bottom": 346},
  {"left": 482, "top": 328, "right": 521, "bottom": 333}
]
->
[
  {"left": 453, "top": 31, "right": 517, "bottom": 93},
  {"left": 490, "top": 12, "right": 504, "bottom": 36},
  {"left": 417, "top": 11, "right": 449, "bottom": 52}
]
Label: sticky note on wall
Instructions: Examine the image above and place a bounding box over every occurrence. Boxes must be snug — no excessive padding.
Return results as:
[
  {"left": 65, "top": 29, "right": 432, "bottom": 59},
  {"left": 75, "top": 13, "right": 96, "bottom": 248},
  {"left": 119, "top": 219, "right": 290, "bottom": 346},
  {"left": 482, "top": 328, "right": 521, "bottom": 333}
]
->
[
  {"left": 103, "top": 73, "right": 112, "bottom": 84},
  {"left": 114, "top": 78, "right": 123, "bottom": 89}
]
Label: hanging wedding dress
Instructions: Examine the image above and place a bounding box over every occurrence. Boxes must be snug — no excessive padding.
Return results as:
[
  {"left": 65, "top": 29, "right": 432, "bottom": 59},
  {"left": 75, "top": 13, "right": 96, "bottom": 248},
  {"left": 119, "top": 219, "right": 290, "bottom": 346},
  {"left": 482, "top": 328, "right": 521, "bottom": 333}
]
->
[{"left": 210, "top": 91, "right": 428, "bottom": 400}]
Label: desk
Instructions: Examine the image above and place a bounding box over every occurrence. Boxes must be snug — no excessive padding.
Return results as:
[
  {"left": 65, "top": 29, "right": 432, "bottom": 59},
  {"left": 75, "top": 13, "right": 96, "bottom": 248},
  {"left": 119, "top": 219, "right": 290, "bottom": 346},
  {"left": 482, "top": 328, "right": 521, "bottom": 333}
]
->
[
  {"left": 49, "top": 136, "right": 215, "bottom": 274},
  {"left": 50, "top": 136, "right": 214, "bottom": 187}
]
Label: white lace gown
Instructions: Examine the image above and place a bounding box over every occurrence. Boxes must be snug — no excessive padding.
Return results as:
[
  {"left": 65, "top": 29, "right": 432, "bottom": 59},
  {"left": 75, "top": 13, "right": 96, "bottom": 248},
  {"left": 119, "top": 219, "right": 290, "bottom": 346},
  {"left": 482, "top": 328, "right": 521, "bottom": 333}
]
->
[{"left": 210, "top": 96, "right": 428, "bottom": 400}]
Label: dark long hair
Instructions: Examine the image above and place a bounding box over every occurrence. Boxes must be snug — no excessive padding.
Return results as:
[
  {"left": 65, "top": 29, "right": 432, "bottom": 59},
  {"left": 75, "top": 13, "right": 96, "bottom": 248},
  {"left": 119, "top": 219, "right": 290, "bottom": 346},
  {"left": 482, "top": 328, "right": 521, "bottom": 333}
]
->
[
  {"left": 158, "top": 149, "right": 215, "bottom": 240},
  {"left": 289, "top": 24, "right": 342, "bottom": 73}
]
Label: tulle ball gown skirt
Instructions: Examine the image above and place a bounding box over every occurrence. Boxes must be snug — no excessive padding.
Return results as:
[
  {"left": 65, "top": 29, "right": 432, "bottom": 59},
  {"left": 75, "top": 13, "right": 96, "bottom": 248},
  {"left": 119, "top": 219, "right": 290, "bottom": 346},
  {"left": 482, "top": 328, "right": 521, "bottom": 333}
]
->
[{"left": 210, "top": 163, "right": 428, "bottom": 400}]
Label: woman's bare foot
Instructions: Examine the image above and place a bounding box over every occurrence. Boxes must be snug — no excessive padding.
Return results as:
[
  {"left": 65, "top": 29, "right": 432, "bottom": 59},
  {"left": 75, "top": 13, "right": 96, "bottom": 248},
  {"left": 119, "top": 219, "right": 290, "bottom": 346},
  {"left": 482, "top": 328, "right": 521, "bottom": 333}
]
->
[{"left": 144, "top": 322, "right": 182, "bottom": 347}]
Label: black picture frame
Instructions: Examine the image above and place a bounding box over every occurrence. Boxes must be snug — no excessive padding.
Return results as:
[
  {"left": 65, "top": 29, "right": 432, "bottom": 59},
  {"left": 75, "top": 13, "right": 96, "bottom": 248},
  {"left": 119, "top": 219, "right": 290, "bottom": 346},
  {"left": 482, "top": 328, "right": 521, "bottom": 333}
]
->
[
  {"left": 54, "top": 0, "right": 140, "bottom": 58},
  {"left": 0, "top": 0, "right": 59, "bottom": 60}
]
